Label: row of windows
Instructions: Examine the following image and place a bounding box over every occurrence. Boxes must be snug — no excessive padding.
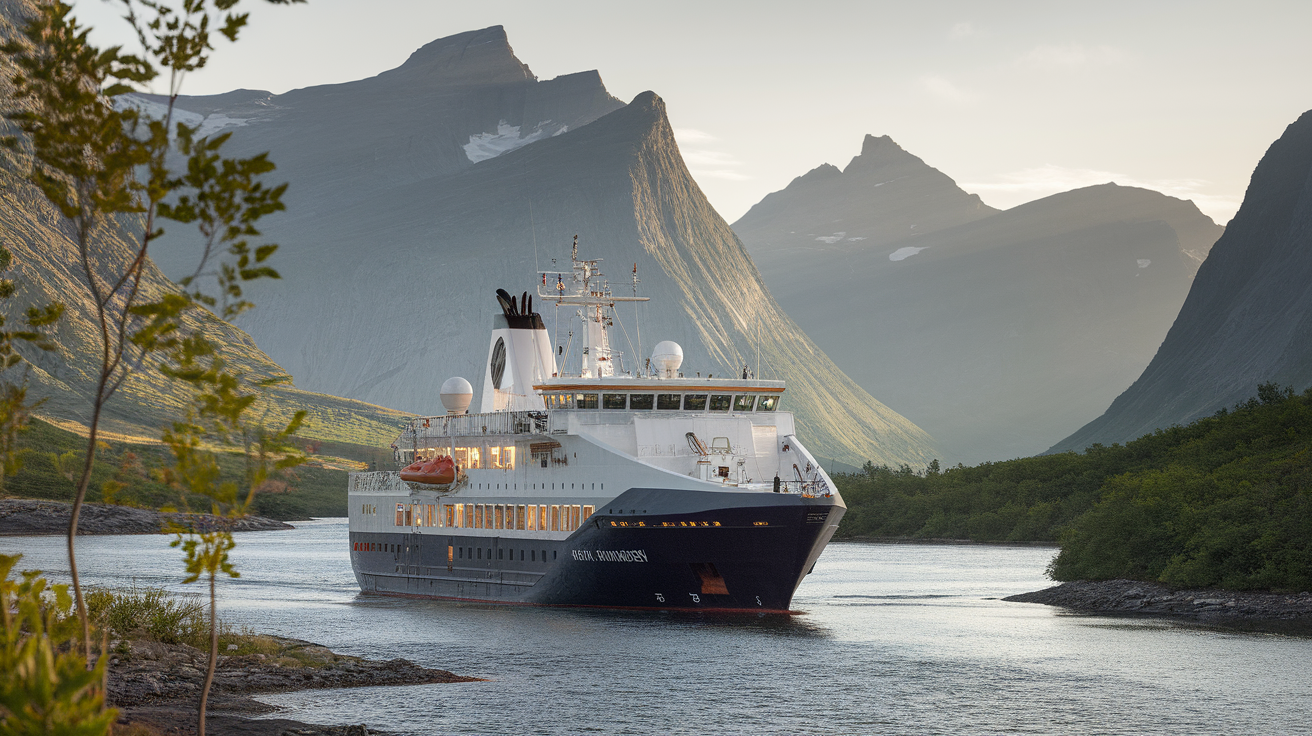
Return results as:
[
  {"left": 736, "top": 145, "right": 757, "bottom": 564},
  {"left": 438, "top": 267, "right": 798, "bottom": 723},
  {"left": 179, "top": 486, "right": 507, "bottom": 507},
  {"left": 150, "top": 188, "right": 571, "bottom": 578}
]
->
[
  {"left": 395, "top": 502, "right": 594, "bottom": 532},
  {"left": 410, "top": 446, "right": 515, "bottom": 469},
  {"left": 453, "top": 546, "right": 557, "bottom": 563},
  {"left": 542, "top": 392, "right": 779, "bottom": 412}
]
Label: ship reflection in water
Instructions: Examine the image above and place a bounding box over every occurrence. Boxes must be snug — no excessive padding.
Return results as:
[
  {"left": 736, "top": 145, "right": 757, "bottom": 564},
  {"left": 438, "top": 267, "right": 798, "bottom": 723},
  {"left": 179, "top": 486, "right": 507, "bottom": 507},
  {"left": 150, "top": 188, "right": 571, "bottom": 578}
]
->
[{"left": 7, "top": 521, "right": 1310, "bottom": 735}]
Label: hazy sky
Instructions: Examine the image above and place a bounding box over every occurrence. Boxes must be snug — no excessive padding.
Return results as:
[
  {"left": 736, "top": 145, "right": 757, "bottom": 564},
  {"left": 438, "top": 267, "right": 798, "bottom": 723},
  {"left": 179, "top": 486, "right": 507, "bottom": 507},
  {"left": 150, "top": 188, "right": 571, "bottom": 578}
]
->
[{"left": 74, "top": 0, "right": 1312, "bottom": 225}]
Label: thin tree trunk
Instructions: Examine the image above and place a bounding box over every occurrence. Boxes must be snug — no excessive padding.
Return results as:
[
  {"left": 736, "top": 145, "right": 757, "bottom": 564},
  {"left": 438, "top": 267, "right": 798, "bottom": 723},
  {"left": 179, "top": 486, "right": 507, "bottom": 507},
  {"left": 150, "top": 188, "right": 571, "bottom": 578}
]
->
[
  {"left": 67, "top": 396, "right": 105, "bottom": 662},
  {"left": 199, "top": 569, "right": 217, "bottom": 736}
]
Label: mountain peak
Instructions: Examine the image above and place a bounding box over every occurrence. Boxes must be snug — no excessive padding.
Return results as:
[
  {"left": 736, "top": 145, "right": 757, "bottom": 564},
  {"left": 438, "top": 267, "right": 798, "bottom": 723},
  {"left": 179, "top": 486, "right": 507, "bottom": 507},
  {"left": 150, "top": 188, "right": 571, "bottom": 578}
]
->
[
  {"left": 846, "top": 133, "right": 925, "bottom": 174},
  {"left": 390, "top": 26, "right": 532, "bottom": 85}
]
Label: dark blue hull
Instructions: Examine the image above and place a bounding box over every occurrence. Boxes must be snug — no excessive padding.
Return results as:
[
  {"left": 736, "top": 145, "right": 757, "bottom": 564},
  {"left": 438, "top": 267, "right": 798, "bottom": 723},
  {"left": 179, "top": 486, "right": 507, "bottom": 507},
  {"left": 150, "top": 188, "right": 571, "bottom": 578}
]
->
[{"left": 350, "top": 489, "right": 844, "bottom": 612}]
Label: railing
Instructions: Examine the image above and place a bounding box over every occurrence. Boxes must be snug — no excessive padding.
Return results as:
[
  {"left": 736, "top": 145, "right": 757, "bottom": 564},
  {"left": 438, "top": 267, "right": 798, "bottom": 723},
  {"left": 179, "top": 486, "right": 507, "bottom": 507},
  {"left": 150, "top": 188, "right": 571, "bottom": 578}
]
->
[
  {"left": 773, "top": 479, "right": 832, "bottom": 498},
  {"left": 406, "top": 411, "right": 550, "bottom": 444}
]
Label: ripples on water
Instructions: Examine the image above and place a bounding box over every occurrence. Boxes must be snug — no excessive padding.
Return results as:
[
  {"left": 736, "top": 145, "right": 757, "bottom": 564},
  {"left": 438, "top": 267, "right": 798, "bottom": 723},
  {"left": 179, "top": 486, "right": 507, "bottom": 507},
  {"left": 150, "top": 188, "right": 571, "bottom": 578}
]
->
[{"left": 6, "top": 520, "right": 1311, "bottom": 735}]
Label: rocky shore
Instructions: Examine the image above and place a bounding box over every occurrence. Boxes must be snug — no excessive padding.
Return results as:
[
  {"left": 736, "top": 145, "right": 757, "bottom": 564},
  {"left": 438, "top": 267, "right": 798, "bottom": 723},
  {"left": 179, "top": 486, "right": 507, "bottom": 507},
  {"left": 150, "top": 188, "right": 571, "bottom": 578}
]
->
[
  {"left": 1005, "top": 579, "right": 1312, "bottom": 631},
  {"left": 110, "top": 636, "right": 480, "bottom": 736},
  {"left": 0, "top": 499, "right": 293, "bottom": 536}
]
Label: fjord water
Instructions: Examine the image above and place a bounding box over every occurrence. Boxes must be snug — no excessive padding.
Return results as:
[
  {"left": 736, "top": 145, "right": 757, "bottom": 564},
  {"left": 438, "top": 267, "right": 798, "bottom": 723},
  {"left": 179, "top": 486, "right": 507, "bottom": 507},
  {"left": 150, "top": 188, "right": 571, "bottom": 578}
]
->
[{"left": 6, "top": 521, "right": 1310, "bottom": 735}]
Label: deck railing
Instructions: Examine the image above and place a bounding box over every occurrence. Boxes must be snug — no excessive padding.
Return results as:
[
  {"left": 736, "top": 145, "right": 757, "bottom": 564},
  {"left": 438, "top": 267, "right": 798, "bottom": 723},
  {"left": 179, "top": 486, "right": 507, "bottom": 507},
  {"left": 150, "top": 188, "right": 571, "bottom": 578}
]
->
[{"left": 406, "top": 411, "right": 550, "bottom": 444}]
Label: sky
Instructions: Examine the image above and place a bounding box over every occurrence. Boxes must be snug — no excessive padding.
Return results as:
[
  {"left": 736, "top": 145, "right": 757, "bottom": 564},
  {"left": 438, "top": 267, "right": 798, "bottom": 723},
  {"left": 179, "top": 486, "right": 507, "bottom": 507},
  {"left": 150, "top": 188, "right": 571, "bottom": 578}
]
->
[{"left": 72, "top": 0, "right": 1312, "bottom": 226}]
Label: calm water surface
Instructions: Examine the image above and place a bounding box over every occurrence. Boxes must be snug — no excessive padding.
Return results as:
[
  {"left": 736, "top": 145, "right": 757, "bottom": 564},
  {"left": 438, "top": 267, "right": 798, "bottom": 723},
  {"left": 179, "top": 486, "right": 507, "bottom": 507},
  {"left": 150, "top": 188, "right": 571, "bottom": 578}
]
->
[{"left": 6, "top": 520, "right": 1310, "bottom": 735}]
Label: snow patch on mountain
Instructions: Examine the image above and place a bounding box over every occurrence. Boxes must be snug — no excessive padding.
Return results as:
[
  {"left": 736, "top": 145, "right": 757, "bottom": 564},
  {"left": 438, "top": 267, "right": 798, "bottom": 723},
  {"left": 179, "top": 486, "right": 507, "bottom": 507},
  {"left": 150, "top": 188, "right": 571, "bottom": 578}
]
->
[
  {"left": 816, "top": 232, "right": 846, "bottom": 244},
  {"left": 465, "top": 120, "right": 557, "bottom": 162},
  {"left": 889, "top": 246, "right": 928, "bottom": 262}
]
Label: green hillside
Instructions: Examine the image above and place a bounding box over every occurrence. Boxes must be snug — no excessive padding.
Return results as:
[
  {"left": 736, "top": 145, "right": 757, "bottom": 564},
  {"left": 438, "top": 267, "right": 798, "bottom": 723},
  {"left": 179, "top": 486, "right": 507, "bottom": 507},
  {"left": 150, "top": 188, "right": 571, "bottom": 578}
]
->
[
  {"left": 3, "top": 418, "right": 353, "bottom": 520},
  {"left": 836, "top": 383, "right": 1312, "bottom": 591}
]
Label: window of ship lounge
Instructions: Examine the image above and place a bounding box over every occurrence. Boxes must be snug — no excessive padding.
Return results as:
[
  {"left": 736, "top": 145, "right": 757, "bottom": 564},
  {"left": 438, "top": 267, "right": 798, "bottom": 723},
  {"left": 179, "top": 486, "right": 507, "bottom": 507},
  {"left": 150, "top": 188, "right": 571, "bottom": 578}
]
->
[
  {"left": 488, "top": 446, "right": 515, "bottom": 469},
  {"left": 709, "top": 394, "right": 731, "bottom": 411},
  {"left": 734, "top": 394, "right": 756, "bottom": 411},
  {"left": 629, "top": 393, "right": 654, "bottom": 410},
  {"left": 757, "top": 395, "right": 779, "bottom": 411},
  {"left": 683, "top": 394, "right": 707, "bottom": 411},
  {"left": 602, "top": 393, "right": 627, "bottom": 410},
  {"left": 576, "top": 393, "right": 599, "bottom": 409},
  {"left": 656, "top": 393, "right": 681, "bottom": 410}
]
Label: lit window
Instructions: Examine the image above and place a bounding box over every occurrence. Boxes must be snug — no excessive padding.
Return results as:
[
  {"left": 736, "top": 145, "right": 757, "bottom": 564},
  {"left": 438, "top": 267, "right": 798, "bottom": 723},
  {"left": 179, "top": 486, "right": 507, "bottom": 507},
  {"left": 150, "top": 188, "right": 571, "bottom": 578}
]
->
[
  {"left": 517, "top": 505, "right": 527, "bottom": 530},
  {"left": 571, "top": 505, "right": 581, "bottom": 530},
  {"left": 583, "top": 505, "right": 594, "bottom": 521},
  {"left": 495, "top": 505, "right": 504, "bottom": 530},
  {"left": 395, "top": 503, "right": 405, "bottom": 526},
  {"left": 527, "top": 504, "right": 537, "bottom": 531},
  {"left": 502, "top": 446, "right": 515, "bottom": 470},
  {"left": 539, "top": 505, "right": 548, "bottom": 531},
  {"left": 445, "top": 504, "right": 454, "bottom": 528},
  {"left": 709, "top": 395, "right": 732, "bottom": 411},
  {"left": 656, "top": 393, "right": 681, "bottom": 410},
  {"left": 757, "top": 395, "right": 779, "bottom": 412},
  {"left": 475, "top": 504, "right": 485, "bottom": 529},
  {"left": 576, "top": 393, "right": 599, "bottom": 409},
  {"left": 629, "top": 394, "right": 654, "bottom": 410},
  {"left": 734, "top": 395, "right": 756, "bottom": 411},
  {"left": 683, "top": 394, "right": 707, "bottom": 411},
  {"left": 602, "top": 393, "right": 627, "bottom": 410},
  {"left": 551, "top": 505, "right": 561, "bottom": 532}
]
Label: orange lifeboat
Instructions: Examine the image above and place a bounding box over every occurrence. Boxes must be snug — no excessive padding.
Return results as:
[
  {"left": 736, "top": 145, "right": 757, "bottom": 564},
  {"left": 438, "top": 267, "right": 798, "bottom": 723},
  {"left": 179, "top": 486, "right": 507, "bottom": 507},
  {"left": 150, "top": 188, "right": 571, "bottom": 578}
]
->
[{"left": 399, "top": 454, "right": 456, "bottom": 484}]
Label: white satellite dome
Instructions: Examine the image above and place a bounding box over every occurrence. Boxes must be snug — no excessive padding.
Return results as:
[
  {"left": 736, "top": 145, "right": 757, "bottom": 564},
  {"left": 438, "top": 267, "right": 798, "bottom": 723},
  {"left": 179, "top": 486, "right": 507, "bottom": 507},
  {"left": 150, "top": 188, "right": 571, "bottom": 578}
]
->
[
  {"left": 650, "top": 341, "right": 684, "bottom": 378},
  {"left": 439, "top": 376, "right": 474, "bottom": 414}
]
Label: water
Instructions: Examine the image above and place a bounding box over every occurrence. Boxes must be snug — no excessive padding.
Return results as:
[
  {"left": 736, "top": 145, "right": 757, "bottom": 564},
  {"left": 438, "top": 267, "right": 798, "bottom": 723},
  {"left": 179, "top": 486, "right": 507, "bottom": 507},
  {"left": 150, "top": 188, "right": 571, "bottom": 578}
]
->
[{"left": 6, "top": 520, "right": 1311, "bottom": 735}]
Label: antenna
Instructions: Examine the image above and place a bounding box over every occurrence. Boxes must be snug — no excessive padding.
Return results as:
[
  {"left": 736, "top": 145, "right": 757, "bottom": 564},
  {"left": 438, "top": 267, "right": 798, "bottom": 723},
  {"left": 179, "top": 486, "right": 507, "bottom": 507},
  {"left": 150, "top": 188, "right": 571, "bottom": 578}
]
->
[
  {"left": 530, "top": 201, "right": 539, "bottom": 274},
  {"left": 572, "top": 234, "right": 578, "bottom": 262}
]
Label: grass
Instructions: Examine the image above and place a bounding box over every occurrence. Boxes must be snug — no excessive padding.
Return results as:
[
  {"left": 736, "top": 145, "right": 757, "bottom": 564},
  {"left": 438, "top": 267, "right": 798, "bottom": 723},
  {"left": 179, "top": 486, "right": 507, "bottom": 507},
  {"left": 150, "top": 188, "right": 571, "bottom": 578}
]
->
[{"left": 2, "top": 418, "right": 357, "bottom": 520}]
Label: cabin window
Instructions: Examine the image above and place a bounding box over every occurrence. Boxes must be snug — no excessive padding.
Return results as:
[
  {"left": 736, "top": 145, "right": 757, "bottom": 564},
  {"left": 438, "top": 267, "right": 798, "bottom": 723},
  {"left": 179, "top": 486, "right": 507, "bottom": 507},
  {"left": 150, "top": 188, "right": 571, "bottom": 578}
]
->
[
  {"left": 757, "top": 395, "right": 779, "bottom": 411},
  {"left": 602, "top": 393, "right": 627, "bottom": 410},
  {"left": 428, "top": 504, "right": 437, "bottom": 527},
  {"left": 684, "top": 394, "right": 708, "bottom": 411},
  {"left": 576, "top": 393, "right": 599, "bottom": 409},
  {"left": 498, "top": 549, "right": 503, "bottom": 560},
  {"left": 709, "top": 394, "right": 732, "bottom": 411},
  {"left": 445, "top": 505, "right": 454, "bottom": 527},
  {"left": 395, "top": 504, "right": 405, "bottom": 526},
  {"left": 517, "top": 505, "right": 527, "bottom": 530},
  {"left": 475, "top": 504, "right": 485, "bottom": 529},
  {"left": 477, "top": 548, "right": 482, "bottom": 560},
  {"left": 734, "top": 394, "right": 756, "bottom": 411},
  {"left": 539, "top": 504, "right": 548, "bottom": 531},
  {"left": 454, "top": 446, "right": 481, "bottom": 469},
  {"left": 527, "top": 504, "right": 538, "bottom": 530},
  {"left": 630, "top": 394, "right": 654, "bottom": 410},
  {"left": 531, "top": 550, "right": 536, "bottom": 561},
  {"left": 551, "top": 505, "right": 561, "bottom": 531},
  {"left": 489, "top": 446, "right": 516, "bottom": 469},
  {"left": 657, "top": 393, "right": 681, "bottom": 410},
  {"left": 583, "top": 505, "right": 594, "bottom": 522},
  {"left": 458, "top": 547, "right": 463, "bottom": 558},
  {"left": 571, "top": 505, "right": 581, "bottom": 530},
  {"left": 495, "top": 505, "right": 504, "bottom": 530}
]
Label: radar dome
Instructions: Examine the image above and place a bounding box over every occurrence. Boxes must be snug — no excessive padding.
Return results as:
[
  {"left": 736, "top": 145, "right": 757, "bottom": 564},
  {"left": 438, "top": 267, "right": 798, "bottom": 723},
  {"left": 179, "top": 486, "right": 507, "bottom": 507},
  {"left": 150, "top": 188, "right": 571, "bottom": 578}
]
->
[
  {"left": 651, "top": 341, "right": 684, "bottom": 378},
  {"left": 439, "top": 376, "right": 473, "bottom": 414}
]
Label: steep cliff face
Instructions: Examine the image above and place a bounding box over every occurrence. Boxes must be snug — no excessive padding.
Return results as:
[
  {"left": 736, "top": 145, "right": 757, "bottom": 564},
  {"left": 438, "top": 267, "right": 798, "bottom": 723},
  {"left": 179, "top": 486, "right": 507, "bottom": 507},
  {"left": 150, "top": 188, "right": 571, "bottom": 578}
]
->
[
  {"left": 0, "top": 1, "right": 408, "bottom": 444},
  {"left": 1052, "top": 109, "right": 1312, "bottom": 452},
  {"left": 734, "top": 133, "right": 1223, "bottom": 462}
]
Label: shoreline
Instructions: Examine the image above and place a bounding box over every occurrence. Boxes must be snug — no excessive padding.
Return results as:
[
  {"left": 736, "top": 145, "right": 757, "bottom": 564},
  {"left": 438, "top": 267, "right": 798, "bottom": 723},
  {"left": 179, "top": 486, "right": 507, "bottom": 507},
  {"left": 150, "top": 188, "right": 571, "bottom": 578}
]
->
[
  {"left": 110, "top": 635, "right": 481, "bottom": 736},
  {"left": 0, "top": 499, "right": 294, "bottom": 536},
  {"left": 1005, "top": 579, "right": 1312, "bottom": 632},
  {"left": 838, "top": 536, "right": 1060, "bottom": 548}
]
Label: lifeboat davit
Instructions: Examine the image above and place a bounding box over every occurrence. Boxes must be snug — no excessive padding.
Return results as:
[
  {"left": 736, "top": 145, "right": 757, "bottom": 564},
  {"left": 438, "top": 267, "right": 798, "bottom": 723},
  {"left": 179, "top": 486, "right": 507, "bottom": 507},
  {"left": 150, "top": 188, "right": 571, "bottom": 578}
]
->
[{"left": 399, "top": 454, "right": 456, "bottom": 485}]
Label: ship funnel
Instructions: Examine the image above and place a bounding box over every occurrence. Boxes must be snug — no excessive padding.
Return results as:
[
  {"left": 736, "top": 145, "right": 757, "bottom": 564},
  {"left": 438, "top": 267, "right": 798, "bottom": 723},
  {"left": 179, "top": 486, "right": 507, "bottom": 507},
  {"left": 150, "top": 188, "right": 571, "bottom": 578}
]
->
[
  {"left": 480, "top": 288, "right": 558, "bottom": 412},
  {"left": 651, "top": 341, "right": 683, "bottom": 378},
  {"left": 440, "top": 377, "right": 473, "bottom": 415}
]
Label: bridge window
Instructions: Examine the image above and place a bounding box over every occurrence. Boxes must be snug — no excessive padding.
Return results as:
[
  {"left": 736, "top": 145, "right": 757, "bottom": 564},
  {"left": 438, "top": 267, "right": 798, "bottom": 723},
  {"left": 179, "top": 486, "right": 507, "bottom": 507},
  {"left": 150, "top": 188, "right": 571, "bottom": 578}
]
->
[
  {"left": 683, "top": 394, "right": 707, "bottom": 411},
  {"left": 757, "top": 395, "right": 779, "bottom": 412},
  {"left": 630, "top": 394, "right": 654, "bottom": 410},
  {"left": 709, "top": 394, "right": 732, "bottom": 411},
  {"left": 734, "top": 395, "right": 756, "bottom": 411},
  {"left": 576, "top": 393, "right": 599, "bottom": 409},
  {"left": 602, "top": 393, "right": 627, "bottom": 410},
  {"left": 657, "top": 393, "right": 681, "bottom": 410}
]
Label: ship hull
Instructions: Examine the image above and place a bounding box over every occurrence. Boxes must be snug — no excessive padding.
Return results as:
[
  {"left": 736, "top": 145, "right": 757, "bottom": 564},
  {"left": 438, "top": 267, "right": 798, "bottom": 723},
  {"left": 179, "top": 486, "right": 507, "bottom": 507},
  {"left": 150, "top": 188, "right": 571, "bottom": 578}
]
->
[{"left": 350, "top": 488, "right": 844, "bottom": 612}]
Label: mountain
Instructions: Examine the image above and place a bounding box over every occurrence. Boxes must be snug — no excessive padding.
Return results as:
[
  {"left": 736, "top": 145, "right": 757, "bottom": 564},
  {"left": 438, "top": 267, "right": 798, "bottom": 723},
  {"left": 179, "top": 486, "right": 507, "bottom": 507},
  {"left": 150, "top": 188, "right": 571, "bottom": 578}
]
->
[
  {"left": 734, "top": 134, "right": 998, "bottom": 277},
  {"left": 734, "top": 136, "right": 1223, "bottom": 463},
  {"left": 1051, "top": 109, "right": 1312, "bottom": 453},
  {"left": 0, "top": 2, "right": 409, "bottom": 449},
  {"left": 143, "top": 29, "right": 940, "bottom": 467}
]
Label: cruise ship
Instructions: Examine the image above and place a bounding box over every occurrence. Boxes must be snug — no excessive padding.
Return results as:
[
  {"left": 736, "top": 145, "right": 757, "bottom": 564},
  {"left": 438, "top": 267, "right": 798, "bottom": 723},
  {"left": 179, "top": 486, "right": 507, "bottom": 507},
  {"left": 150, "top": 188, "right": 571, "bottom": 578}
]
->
[{"left": 347, "top": 244, "right": 846, "bottom": 611}]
